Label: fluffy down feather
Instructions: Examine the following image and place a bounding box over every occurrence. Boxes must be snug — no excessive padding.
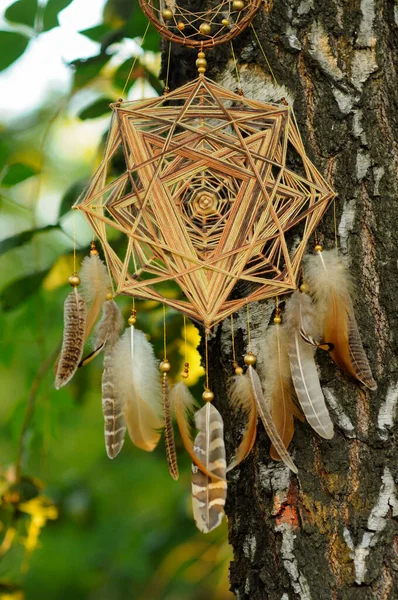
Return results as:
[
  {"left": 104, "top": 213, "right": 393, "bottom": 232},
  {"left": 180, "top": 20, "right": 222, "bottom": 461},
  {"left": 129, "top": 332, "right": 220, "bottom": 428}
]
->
[
  {"left": 226, "top": 375, "right": 257, "bottom": 471},
  {"left": 79, "top": 254, "right": 110, "bottom": 342}
]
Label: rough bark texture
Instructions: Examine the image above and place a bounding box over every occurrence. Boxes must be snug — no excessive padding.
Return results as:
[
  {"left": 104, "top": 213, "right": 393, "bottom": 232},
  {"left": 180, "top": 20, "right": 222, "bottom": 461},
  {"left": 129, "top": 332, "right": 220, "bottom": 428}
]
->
[{"left": 161, "top": 1, "right": 398, "bottom": 597}]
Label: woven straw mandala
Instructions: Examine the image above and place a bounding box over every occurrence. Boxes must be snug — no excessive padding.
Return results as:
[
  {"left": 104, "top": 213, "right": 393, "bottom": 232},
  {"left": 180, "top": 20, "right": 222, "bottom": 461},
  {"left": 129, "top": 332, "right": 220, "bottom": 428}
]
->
[{"left": 75, "top": 76, "right": 334, "bottom": 327}]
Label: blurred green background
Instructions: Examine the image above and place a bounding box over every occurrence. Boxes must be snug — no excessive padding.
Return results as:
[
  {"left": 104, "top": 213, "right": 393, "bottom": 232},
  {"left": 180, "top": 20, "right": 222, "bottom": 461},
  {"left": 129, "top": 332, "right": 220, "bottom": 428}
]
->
[{"left": 0, "top": 1, "right": 232, "bottom": 598}]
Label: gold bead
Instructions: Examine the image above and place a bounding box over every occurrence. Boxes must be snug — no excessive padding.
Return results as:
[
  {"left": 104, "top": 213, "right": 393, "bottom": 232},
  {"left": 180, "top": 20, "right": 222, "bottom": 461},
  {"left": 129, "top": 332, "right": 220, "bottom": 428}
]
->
[
  {"left": 314, "top": 243, "right": 323, "bottom": 253},
  {"left": 160, "top": 359, "right": 171, "bottom": 373},
  {"left": 244, "top": 352, "right": 257, "bottom": 366},
  {"left": 196, "top": 57, "right": 207, "bottom": 67},
  {"left": 181, "top": 371, "right": 189, "bottom": 379},
  {"left": 199, "top": 22, "right": 211, "bottom": 35},
  {"left": 235, "top": 366, "right": 244, "bottom": 375},
  {"left": 68, "top": 273, "right": 80, "bottom": 287},
  {"left": 162, "top": 8, "right": 173, "bottom": 20},
  {"left": 105, "top": 292, "right": 113, "bottom": 301},
  {"left": 273, "top": 315, "right": 282, "bottom": 325},
  {"left": 128, "top": 315, "right": 136, "bottom": 325},
  {"left": 202, "top": 389, "right": 214, "bottom": 402},
  {"left": 197, "top": 66, "right": 206, "bottom": 74},
  {"left": 198, "top": 51, "right": 205, "bottom": 58},
  {"left": 300, "top": 282, "right": 310, "bottom": 294},
  {"left": 221, "top": 18, "right": 230, "bottom": 26},
  {"left": 177, "top": 21, "right": 185, "bottom": 30},
  {"left": 233, "top": 0, "right": 245, "bottom": 11},
  {"left": 90, "top": 241, "right": 99, "bottom": 256}
]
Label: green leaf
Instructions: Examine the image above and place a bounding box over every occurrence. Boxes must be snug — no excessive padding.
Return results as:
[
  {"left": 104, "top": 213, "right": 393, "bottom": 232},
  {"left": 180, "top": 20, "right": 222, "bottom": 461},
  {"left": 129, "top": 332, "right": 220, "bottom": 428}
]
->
[
  {"left": 72, "top": 54, "right": 110, "bottom": 89},
  {"left": 5, "top": 0, "right": 38, "bottom": 28},
  {"left": 0, "top": 31, "right": 29, "bottom": 72},
  {"left": 59, "top": 180, "right": 87, "bottom": 217},
  {"left": 0, "top": 225, "right": 58, "bottom": 256},
  {"left": 0, "top": 269, "right": 50, "bottom": 311},
  {"left": 78, "top": 98, "right": 114, "bottom": 120},
  {"left": 114, "top": 60, "right": 163, "bottom": 95},
  {"left": 79, "top": 24, "right": 111, "bottom": 42},
  {"left": 2, "top": 162, "right": 39, "bottom": 186},
  {"left": 124, "top": 9, "right": 160, "bottom": 52},
  {"left": 42, "top": 0, "right": 74, "bottom": 32},
  {"left": 103, "top": 0, "right": 134, "bottom": 27}
]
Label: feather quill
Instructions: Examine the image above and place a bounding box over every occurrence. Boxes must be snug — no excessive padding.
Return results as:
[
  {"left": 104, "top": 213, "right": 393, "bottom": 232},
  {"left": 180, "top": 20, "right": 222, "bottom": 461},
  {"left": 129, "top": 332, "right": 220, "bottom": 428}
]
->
[
  {"left": 247, "top": 366, "right": 298, "bottom": 473},
  {"left": 261, "top": 323, "right": 302, "bottom": 461},
  {"left": 285, "top": 291, "right": 334, "bottom": 439},
  {"left": 55, "top": 287, "right": 86, "bottom": 389},
  {"left": 226, "top": 375, "right": 257, "bottom": 471},
  {"left": 162, "top": 374, "right": 179, "bottom": 480},
  {"left": 112, "top": 327, "right": 164, "bottom": 452},
  {"left": 191, "top": 403, "right": 227, "bottom": 533},
  {"left": 80, "top": 254, "right": 110, "bottom": 342},
  {"left": 304, "top": 250, "right": 376, "bottom": 390},
  {"left": 170, "top": 382, "right": 220, "bottom": 480}
]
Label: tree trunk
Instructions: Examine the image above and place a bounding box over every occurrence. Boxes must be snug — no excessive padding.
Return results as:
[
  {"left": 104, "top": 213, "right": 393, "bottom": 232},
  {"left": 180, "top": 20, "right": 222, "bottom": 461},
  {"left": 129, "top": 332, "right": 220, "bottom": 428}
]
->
[{"left": 162, "top": 1, "right": 398, "bottom": 597}]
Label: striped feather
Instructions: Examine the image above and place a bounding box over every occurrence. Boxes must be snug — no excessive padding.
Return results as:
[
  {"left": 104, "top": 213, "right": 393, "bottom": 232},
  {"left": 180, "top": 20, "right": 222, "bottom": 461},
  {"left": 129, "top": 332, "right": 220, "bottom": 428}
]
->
[
  {"left": 192, "top": 403, "right": 227, "bottom": 533},
  {"left": 80, "top": 254, "right": 110, "bottom": 342},
  {"left": 247, "top": 366, "right": 298, "bottom": 473},
  {"left": 285, "top": 292, "right": 334, "bottom": 439},
  {"left": 305, "top": 250, "right": 376, "bottom": 390},
  {"left": 55, "top": 288, "right": 86, "bottom": 389},
  {"left": 162, "top": 374, "right": 179, "bottom": 480},
  {"left": 226, "top": 374, "right": 257, "bottom": 471}
]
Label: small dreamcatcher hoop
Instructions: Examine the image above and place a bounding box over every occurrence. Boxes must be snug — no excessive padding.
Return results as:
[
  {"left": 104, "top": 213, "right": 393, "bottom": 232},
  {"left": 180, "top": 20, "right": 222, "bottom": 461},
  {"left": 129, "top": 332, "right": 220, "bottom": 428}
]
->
[{"left": 138, "top": 0, "right": 262, "bottom": 48}]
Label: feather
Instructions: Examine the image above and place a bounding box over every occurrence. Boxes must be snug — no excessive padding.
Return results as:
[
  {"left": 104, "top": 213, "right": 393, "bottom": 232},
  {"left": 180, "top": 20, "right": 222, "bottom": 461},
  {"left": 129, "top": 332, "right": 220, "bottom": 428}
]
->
[
  {"left": 191, "top": 403, "right": 227, "bottom": 533},
  {"left": 304, "top": 250, "right": 377, "bottom": 390},
  {"left": 299, "top": 329, "right": 333, "bottom": 352},
  {"left": 261, "top": 323, "right": 302, "bottom": 461},
  {"left": 247, "top": 366, "right": 298, "bottom": 473},
  {"left": 80, "top": 254, "right": 110, "bottom": 342},
  {"left": 55, "top": 287, "right": 86, "bottom": 389},
  {"left": 96, "top": 300, "right": 125, "bottom": 459},
  {"left": 162, "top": 374, "right": 179, "bottom": 480},
  {"left": 285, "top": 291, "right": 334, "bottom": 439},
  {"left": 112, "top": 327, "right": 164, "bottom": 452},
  {"left": 170, "top": 382, "right": 219, "bottom": 480},
  {"left": 226, "top": 375, "right": 257, "bottom": 471}
]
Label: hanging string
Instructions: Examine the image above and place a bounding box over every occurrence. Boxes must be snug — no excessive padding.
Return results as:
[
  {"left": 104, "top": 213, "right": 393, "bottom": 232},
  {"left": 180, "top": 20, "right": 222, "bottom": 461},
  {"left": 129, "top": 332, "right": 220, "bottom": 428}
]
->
[
  {"left": 205, "top": 332, "right": 209, "bottom": 390},
  {"left": 230, "top": 314, "right": 236, "bottom": 365},
  {"left": 121, "top": 21, "right": 151, "bottom": 98},
  {"left": 251, "top": 24, "right": 278, "bottom": 86},
  {"left": 333, "top": 197, "right": 338, "bottom": 252},
  {"left": 230, "top": 40, "right": 242, "bottom": 93},
  {"left": 246, "top": 304, "right": 251, "bottom": 350},
  {"left": 164, "top": 41, "right": 172, "bottom": 93},
  {"left": 163, "top": 303, "right": 167, "bottom": 359},
  {"left": 73, "top": 209, "right": 77, "bottom": 273},
  {"left": 183, "top": 315, "right": 188, "bottom": 364}
]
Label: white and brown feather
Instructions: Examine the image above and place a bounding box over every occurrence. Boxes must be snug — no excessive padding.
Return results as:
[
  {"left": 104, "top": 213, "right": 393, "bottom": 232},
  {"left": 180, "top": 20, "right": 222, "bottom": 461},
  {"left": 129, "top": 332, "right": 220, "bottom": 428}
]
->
[
  {"left": 191, "top": 403, "right": 227, "bottom": 534},
  {"left": 55, "top": 288, "right": 86, "bottom": 389}
]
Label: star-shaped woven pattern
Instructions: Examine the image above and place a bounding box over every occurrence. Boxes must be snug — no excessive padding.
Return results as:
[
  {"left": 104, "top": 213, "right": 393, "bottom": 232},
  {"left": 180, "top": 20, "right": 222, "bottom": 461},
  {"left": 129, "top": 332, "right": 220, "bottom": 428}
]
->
[{"left": 75, "top": 76, "right": 335, "bottom": 327}]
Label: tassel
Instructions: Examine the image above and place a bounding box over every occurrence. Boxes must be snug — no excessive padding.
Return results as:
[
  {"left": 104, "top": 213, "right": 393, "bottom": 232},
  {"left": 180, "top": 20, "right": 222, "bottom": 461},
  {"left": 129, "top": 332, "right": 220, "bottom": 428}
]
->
[
  {"left": 160, "top": 360, "right": 179, "bottom": 481},
  {"left": 245, "top": 360, "right": 298, "bottom": 473},
  {"left": 285, "top": 291, "right": 334, "bottom": 439},
  {"left": 226, "top": 374, "right": 257, "bottom": 471},
  {"left": 79, "top": 251, "right": 110, "bottom": 342},
  {"left": 112, "top": 327, "right": 164, "bottom": 451},
  {"left": 191, "top": 402, "right": 227, "bottom": 533},
  {"left": 94, "top": 299, "right": 125, "bottom": 459},
  {"left": 261, "top": 315, "right": 303, "bottom": 461},
  {"left": 304, "top": 248, "right": 377, "bottom": 390},
  {"left": 170, "top": 382, "right": 219, "bottom": 480},
  {"left": 55, "top": 284, "right": 86, "bottom": 389}
]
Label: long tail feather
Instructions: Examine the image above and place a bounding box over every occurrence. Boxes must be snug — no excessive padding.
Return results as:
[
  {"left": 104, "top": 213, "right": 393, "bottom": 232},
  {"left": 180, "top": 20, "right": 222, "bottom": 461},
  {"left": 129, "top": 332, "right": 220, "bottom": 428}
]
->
[
  {"left": 285, "top": 292, "right": 334, "bottom": 439},
  {"left": 226, "top": 375, "right": 257, "bottom": 471},
  {"left": 79, "top": 298, "right": 124, "bottom": 367},
  {"left": 261, "top": 323, "right": 300, "bottom": 461},
  {"left": 55, "top": 288, "right": 86, "bottom": 389},
  {"left": 170, "top": 382, "right": 219, "bottom": 480},
  {"left": 247, "top": 366, "right": 298, "bottom": 473},
  {"left": 305, "top": 250, "right": 376, "bottom": 390},
  {"left": 162, "top": 375, "right": 179, "bottom": 480},
  {"left": 112, "top": 327, "right": 164, "bottom": 452},
  {"left": 192, "top": 403, "right": 227, "bottom": 533},
  {"left": 80, "top": 254, "right": 110, "bottom": 342}
]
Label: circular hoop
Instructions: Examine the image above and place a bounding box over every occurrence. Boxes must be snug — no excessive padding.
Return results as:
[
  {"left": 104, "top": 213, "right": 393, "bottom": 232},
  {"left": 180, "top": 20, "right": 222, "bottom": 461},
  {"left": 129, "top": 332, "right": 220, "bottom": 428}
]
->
[{"left": 138, "top": 0, "right": 262, "bottom": 49}]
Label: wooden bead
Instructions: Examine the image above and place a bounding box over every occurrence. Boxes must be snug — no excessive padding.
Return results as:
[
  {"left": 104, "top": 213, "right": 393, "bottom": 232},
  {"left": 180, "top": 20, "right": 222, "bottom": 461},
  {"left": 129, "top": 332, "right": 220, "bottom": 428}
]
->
[
  {"left": 202, "top": 389, "right": 214, "bottom": 402},
  {"left": 314, "top": 243, "right": 323, "bottom": 253},
  {"left": 221, "top": 18, "right": 230, "bottom": 26},
  {"left": 300, "top": 282, "right": 310, "bottom": 294},
  {"left": 199, "top": 23, "right": 211, "bottom": 35},
  {"left": 162, "top": 8, "right": 173, "bottom": 20},
  {"left": 68, "top": 274, "right": 80, "bottom": 287},
  {"left": 177, "top": 22, "right": 185, "bottom": 31},
  {"left": 233, "top": 0, "right": 245, "bottom": 11},
  {"left": 160, "top": 360, "right": 171, "bottom": 373},
  {"left": 244, "top": 352, "right": 257, "bottom": 366},
  {"left": 235, "top": 366, "right": 244, "bottom": 375}
]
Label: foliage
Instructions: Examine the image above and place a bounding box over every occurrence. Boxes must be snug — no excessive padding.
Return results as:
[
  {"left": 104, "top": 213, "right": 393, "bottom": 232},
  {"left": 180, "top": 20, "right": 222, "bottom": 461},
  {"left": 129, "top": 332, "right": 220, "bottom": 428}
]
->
[{"left": 0, "top": 1, "right": 233, "bottom": 598}]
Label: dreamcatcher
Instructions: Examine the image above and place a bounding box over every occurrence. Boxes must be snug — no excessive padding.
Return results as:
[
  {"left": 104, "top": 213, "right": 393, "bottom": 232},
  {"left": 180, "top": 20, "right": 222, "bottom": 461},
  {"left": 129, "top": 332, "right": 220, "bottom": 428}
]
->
[{"left": 54, "top": 0, "right": 376, "bottom": 534}]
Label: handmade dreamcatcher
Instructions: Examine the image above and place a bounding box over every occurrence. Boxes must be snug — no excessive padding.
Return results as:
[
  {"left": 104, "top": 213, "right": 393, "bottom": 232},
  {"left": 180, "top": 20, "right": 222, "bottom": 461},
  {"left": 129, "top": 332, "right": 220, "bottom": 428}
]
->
[{"left": 55, "top": 0, "right": 376, "bottom": 534}]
